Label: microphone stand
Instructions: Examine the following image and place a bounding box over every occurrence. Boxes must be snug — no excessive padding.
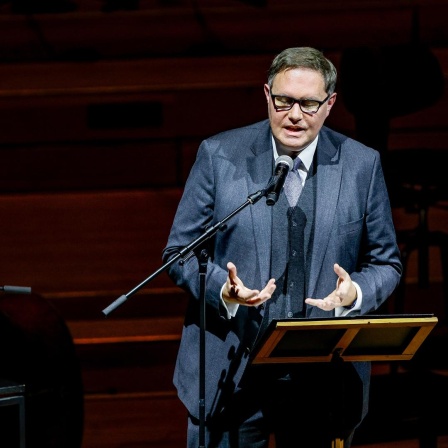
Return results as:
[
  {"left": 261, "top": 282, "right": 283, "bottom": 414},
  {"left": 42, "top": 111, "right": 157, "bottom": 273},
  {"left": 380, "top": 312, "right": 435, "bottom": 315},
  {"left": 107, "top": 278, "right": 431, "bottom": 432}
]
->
[
  {"left": 102, "top": 181, "right": 276, "bottom": 448},
  {"left": 0, "top": 285, "right": 32, "bottom": 294},
  {"left": 102, "top": 183, "right": 275, "bottom": 317}
]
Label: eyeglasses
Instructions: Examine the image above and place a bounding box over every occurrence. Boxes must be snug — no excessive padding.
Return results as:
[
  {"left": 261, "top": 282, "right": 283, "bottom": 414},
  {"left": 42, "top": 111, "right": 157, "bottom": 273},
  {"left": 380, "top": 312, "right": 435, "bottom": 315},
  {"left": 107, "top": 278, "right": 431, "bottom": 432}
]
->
[{"left": 270, "top": 93, "right": 330, "bottom": 114}]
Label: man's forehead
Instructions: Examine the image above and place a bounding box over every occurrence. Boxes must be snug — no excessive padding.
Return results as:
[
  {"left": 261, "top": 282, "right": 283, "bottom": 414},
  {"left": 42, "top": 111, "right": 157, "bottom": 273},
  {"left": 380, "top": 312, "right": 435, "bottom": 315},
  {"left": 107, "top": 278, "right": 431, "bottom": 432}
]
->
[{"left": 272, "top": 68, "right": 326, "bottom": 93}]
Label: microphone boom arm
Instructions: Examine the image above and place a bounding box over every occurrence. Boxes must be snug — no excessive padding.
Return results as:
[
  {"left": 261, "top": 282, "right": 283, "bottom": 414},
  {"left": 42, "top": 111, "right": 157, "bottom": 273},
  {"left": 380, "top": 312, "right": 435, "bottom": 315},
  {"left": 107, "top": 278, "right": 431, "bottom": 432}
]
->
[{"left": 102, "top": 185, "right": 270, "bottom": 316}]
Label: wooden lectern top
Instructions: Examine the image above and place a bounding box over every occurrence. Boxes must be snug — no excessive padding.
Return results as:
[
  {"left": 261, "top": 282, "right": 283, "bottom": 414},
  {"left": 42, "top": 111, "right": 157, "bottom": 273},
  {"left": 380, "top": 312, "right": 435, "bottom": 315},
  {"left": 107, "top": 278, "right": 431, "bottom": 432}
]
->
[{"left": 251, "top": 314, "right": 438, "bottom": 365}]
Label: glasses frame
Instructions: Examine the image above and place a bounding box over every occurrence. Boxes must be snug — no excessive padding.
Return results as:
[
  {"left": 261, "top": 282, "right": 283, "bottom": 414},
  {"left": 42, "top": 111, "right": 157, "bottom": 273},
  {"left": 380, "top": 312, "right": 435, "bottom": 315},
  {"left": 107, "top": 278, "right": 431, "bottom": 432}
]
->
[{"left": 270, "top": 93, "right": 330, "bottom": 114}]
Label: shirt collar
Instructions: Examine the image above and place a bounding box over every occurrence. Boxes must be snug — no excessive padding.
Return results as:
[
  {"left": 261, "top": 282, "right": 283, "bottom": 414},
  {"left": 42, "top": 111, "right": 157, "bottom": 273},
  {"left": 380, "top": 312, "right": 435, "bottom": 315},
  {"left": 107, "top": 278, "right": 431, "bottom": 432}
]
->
[{"left": 272, "top": 135, "right": 318, "bottom": 172}]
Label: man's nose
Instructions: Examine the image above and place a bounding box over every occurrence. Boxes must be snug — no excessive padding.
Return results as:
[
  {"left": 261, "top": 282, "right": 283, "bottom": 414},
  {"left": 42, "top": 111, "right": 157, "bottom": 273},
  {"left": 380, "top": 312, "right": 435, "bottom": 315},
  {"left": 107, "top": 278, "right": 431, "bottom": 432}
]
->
[{"left": 288, "top": 102, "right": 303, "bottom": 120}]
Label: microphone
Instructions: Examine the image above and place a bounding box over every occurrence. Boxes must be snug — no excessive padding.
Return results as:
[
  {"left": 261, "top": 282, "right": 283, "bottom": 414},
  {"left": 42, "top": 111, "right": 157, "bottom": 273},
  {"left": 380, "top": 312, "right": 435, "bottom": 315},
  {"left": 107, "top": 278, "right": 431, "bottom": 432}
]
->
[{"left": 266, "top": 155, "right": 293, "bottom": 206}]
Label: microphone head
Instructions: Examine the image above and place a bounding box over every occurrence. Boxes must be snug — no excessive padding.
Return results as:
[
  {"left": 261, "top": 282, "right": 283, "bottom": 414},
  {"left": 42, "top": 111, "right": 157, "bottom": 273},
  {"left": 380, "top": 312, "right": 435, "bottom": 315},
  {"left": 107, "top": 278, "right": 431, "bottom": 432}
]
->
[{"left": 275, "top": 155, "right": 293, "bottom": 171}]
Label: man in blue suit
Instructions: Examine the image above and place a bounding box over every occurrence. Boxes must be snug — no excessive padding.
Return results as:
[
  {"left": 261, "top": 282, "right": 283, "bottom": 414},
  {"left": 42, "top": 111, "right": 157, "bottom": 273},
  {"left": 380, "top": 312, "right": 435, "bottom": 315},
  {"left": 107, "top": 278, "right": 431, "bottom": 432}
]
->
[{"left": 163, "top": 47, "right": 402, "bottom": 447}]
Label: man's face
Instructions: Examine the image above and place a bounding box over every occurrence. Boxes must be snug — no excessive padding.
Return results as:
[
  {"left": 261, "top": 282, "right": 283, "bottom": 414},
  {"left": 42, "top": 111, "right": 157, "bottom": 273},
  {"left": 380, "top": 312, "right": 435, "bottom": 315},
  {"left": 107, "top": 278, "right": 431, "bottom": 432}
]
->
[{"left": 264, "top": 67, "right": 336, "bottom": 157}]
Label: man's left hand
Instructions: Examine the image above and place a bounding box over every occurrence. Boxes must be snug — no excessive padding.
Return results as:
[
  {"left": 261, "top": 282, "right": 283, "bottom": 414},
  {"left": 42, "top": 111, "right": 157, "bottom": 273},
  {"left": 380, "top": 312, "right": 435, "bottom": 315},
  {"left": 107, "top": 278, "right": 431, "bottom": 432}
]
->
[{"left": 304, "top": 263, "right": 357, "bottom": 311}]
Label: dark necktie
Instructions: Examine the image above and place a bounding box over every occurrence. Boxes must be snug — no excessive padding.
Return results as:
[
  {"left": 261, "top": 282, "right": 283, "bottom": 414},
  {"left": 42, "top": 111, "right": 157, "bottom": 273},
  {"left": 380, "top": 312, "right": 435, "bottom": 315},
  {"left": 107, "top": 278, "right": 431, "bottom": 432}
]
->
[{"left": 283, "top": 157, "right": 303, "bottom": 206}]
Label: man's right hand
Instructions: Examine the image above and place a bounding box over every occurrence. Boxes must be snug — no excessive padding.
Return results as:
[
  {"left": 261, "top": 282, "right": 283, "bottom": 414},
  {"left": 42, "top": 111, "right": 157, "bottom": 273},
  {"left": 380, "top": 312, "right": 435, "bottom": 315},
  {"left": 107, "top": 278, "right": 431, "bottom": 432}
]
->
[{"left": 222, "top": 261, "right": 276, "bottom": 307}]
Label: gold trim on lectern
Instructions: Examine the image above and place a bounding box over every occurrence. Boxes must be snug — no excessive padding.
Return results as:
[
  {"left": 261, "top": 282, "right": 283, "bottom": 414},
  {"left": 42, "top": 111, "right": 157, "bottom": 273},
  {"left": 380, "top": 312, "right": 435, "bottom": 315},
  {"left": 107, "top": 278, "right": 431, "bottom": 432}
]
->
[{"left": 251, "top": 315, "right": 438, "bottom": 364}]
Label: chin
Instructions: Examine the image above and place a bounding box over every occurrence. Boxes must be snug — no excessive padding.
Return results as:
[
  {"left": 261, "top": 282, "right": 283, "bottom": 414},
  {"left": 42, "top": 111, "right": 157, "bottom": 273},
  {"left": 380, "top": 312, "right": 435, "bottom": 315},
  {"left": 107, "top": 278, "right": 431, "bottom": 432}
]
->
[{"left": 281, "top": 138, "right": 306, "bottom": 151}]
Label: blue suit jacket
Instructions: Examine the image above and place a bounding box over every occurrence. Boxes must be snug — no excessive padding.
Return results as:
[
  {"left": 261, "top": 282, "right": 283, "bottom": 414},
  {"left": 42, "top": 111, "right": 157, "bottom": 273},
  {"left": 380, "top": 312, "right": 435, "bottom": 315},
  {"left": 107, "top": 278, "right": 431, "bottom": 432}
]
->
[{"left": 163, "top": 119, "right": 402, "bottom": 424}]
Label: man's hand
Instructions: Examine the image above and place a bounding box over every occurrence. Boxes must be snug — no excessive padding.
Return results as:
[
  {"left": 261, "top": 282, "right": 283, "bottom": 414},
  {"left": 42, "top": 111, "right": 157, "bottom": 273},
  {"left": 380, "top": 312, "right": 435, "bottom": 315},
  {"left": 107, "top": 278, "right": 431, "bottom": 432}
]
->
[
  {"left": 304, "top": 263, "right": 357, "bottom": 311},
  {"left": 222, "top": 261, "right": 276, "bottom": 307}
]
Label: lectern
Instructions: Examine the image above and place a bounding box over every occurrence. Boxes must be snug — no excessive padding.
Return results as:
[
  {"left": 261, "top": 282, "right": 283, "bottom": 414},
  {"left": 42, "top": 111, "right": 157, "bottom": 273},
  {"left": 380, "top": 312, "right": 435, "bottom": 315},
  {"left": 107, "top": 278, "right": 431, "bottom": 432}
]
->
[{"left": 250, "top": 314, "right": 438, "bottom": 448}]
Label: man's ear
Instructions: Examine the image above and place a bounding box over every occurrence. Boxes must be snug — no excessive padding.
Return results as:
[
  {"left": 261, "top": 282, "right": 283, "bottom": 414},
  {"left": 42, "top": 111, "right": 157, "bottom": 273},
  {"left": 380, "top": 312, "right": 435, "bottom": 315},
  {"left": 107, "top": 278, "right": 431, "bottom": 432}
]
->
[
  {"left": 326, "top": 93, "right": 337, "bottom": 114},
  {"left": 263, "top": 84, "right": 270, "bottom": 103}
]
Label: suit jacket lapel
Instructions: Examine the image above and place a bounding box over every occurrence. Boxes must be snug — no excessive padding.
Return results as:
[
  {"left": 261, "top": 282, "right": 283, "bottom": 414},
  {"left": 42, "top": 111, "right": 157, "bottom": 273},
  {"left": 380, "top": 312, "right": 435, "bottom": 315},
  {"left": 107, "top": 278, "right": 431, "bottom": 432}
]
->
[
  {"left": 246, "top": 122, "right": 274, "bottom": 285},
  {"left": 308, "top": 130, "right": 342, "bottom": 297}
]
